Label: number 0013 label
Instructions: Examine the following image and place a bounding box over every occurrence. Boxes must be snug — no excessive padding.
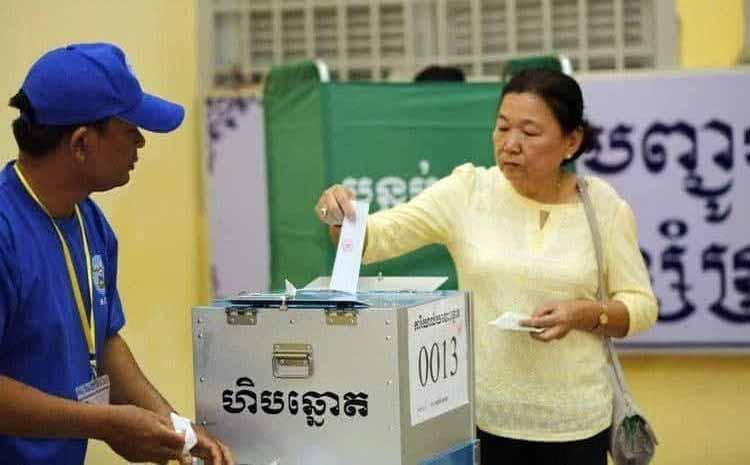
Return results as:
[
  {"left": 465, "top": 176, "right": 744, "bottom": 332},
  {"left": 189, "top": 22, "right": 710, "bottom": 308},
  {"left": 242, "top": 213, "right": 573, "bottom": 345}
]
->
[{"left": 408, "top": 299, "right": 469, "bottom": 426}]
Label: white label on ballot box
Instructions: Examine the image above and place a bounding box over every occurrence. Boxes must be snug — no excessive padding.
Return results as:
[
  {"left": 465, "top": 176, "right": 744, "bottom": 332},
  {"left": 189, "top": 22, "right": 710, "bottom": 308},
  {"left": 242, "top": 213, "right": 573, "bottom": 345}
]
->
[{"left": 408, "top": 299, "right": 469, "bottom": 425}]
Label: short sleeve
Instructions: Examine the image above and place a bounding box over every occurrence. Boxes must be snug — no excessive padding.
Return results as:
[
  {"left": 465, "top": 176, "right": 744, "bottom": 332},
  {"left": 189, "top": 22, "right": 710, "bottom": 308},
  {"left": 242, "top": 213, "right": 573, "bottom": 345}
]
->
[
  {"left": 105, "top": 234, "right": 125, "bottom": 337},
  {"left": 604, "top": 199, "right": 659, "bottom": 336},
  {"left": 363, "top": 163, "right": 477, "bottom": 264}
]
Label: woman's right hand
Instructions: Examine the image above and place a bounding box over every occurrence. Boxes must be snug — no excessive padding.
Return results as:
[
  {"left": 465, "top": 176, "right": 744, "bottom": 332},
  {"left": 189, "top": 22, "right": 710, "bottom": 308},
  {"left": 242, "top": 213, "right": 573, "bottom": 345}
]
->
[{"left": 315, "top": 185, "right": 357, "bottom": 225}]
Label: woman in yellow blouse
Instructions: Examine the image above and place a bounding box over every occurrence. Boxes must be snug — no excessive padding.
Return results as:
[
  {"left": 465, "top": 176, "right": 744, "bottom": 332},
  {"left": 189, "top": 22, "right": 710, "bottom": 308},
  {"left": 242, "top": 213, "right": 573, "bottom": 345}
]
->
[{"left": 315, "top": 69, "right": 658, "bottom": 465}]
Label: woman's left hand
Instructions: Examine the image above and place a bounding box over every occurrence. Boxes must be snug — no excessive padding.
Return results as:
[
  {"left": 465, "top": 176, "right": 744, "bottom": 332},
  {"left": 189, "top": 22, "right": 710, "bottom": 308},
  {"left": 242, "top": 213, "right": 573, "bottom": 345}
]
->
[{"left": 521, "top": 300, "right": 583, "bottom": 342}]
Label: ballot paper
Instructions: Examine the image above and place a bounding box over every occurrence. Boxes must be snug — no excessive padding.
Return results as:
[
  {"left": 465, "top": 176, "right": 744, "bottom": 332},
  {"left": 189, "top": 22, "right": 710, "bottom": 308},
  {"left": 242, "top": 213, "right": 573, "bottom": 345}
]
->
[
  {"left": 329, "top": 201, "right": 369, "bottom": 294},
  {"left": 488, "top": 312, "right": 543, "bottom": 333},
  {"left": 285, "top": 279, "right": 297, "bottom": 298},
  {"left": 170, "top": 412, "right": 198, "bottom": 455}
]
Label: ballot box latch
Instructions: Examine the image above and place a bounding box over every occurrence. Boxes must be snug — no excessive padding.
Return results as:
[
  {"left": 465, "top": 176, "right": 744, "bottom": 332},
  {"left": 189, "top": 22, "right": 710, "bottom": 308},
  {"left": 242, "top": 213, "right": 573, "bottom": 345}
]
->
[
  {"left": 226, "top": 307, "right": 258, "bottom": 326},
  {"left": 325, "top": 309, "right": 359, "bottom": 326}
]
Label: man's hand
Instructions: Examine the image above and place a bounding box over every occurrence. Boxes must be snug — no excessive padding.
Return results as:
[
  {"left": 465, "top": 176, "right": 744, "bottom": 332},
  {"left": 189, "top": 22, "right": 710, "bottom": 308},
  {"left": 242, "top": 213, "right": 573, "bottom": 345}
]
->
[
  {"left": 190, "top": 424, "right": 234, "bottom": 465},
  {"left": 100, "top": 335, "right": 233, "bottom": 463},
  {"left": 98, "top": 405, "right": 185, "bottom": 463}
]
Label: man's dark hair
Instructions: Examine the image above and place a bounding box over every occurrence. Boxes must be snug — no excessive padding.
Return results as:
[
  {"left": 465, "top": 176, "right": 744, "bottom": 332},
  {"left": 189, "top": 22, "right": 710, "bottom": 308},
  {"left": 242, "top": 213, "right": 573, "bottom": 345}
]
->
[
  {"left": 500, "top": 69, "right": 596, "bottom": 164},
  {"left": 9, "top": 90, "right": 108, "bottom": 157}
]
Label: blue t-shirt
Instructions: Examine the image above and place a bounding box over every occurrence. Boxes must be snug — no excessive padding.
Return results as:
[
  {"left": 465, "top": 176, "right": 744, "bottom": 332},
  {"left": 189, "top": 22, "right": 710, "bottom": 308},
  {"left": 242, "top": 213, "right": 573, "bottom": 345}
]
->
[{"left": 0, "top": 161, "right": 126, "bottom": 465}]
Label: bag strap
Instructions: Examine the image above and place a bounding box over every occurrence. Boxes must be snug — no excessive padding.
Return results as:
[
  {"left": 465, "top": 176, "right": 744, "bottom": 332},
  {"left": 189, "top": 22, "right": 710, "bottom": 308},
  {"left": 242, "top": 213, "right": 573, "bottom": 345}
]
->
[{"left": 575, "top": 177, "right": 630, "bottom": 394}]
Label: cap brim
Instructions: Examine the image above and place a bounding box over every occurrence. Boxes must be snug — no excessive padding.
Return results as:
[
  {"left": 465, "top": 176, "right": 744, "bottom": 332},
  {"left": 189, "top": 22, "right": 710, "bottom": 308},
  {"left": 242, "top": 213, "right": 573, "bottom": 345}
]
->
[{"left": 118, "top": 92, "right": 185, "bottom": 133}]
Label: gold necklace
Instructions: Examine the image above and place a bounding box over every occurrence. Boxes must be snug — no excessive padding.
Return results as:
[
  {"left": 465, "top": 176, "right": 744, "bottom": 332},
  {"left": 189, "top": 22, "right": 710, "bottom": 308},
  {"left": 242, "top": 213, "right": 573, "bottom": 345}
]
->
[{"left": 539, "top": 171, "right": 565, "bottom": 229}]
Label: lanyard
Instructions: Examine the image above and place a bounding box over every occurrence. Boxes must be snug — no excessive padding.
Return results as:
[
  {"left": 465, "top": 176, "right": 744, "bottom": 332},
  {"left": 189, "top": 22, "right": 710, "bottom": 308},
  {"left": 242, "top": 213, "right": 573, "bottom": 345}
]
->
[{"left": 13, "top": 163, "right": 98, "bottom": 378}]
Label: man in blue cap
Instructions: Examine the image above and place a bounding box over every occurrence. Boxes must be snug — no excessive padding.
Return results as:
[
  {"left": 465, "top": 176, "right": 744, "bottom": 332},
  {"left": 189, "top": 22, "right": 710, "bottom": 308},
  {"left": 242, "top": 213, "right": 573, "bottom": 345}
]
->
[{"left": 0, "top": 43, "right": 233, "bottom": 465}]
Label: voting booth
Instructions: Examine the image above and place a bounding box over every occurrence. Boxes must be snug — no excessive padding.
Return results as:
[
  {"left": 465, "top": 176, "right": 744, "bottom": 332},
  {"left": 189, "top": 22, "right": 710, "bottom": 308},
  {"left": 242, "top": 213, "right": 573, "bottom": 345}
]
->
[
  {"left": 192, "top": 289, "right": 477, "bottom": 465},
  {"left": 263, "top": 61, "right": 500, "bottom": 291}
]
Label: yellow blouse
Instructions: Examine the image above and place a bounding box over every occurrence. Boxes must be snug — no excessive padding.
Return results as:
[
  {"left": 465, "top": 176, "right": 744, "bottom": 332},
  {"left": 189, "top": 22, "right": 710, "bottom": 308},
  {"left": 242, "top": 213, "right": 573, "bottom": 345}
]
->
[{"left": 363, "top": 163, "right": 658, "bottom": 441}]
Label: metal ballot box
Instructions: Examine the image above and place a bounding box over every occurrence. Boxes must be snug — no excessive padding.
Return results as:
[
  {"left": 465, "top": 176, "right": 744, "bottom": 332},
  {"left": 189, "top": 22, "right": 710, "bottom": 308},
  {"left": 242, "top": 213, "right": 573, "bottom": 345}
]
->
[{"left": 192, "top": 290, "right": 477, "bottom": 465}]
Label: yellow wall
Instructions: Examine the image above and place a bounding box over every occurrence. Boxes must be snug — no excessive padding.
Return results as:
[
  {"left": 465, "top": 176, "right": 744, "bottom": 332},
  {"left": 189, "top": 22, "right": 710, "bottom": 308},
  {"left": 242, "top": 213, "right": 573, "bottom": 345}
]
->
[
  {"left": 1, "top": 1, "right": 749, "bottom": 465},
  {"left": 0, "top": 1, "right": 206, "bottom": 463},
  {"left": 677, "top": 0, "right": 746, "bottom": 67}
]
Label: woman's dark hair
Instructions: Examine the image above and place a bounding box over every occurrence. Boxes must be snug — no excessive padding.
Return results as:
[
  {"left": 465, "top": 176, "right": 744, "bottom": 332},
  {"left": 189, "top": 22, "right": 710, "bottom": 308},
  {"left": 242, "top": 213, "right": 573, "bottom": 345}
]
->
[
  {"left": 414, "top": 65, "right": 466, "bottom": 82},
  {"left": 8, "top": 89, "right": 108, "bottom": 157},
  {"left": 499, "top": 69, "right": 596, "bottom": 164}
]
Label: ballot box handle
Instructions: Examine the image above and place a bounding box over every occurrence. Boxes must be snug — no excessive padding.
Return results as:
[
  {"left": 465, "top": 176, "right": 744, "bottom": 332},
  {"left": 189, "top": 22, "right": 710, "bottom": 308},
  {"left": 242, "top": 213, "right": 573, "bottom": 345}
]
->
[{"left": 272, "top": 343, "right": 314, "bottom": 379}]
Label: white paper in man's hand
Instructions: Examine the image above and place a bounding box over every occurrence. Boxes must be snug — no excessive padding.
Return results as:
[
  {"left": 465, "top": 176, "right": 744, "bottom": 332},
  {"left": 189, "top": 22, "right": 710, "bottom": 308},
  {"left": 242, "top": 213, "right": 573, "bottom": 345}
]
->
[
  {"left": 170, "top": 412, "right": 198, "bottom": 454},
  {"left": 329, "top": 201, "right": 369, "bottom": 294},
  {"left": 488, "top": 312, "right": 543, "bottom": 332}
]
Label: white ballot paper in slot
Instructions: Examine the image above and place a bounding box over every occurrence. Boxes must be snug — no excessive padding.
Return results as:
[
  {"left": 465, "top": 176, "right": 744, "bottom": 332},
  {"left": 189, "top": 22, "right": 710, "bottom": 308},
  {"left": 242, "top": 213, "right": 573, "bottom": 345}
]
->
[
  {"left": 329, "top": 201, "right": 369, "bottom": 294},
  {"left": 488, "top": 312, "right": 543, "bottom": 332},
  {"left": 284, "top": 279, "right": 297, "bottom": 297}
]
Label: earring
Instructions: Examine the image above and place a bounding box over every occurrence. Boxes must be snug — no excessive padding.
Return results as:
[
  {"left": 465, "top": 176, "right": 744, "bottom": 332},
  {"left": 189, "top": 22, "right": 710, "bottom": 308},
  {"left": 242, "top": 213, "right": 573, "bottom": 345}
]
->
[{"left": 565, "top": 153, "right": 574, "bottom": 160}]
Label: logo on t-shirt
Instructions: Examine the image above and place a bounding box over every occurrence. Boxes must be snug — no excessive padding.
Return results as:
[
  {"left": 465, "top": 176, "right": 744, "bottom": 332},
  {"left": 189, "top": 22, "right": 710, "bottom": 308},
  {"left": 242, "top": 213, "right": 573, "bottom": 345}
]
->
[{"left": 92, "top": 255, "right": 106, "bottom": 296}]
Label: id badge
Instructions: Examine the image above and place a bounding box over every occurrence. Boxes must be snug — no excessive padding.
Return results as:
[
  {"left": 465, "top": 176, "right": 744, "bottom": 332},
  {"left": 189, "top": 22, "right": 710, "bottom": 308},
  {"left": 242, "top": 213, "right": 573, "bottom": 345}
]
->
[{"left": 75, "top": 374, "right": 111, "bottom": 405}]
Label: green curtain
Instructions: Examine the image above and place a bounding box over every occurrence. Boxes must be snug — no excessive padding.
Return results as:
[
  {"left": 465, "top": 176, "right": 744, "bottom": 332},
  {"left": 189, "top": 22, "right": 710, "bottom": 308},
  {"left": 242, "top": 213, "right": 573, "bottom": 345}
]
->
[{"left": 264, "top": 61, "right": 501, "bottom": 290}]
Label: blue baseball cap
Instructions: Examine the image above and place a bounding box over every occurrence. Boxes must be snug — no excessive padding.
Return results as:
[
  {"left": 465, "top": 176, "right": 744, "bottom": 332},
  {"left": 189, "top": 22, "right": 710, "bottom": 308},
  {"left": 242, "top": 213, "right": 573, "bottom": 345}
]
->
[{"left": 21, "top": 43, "right": 184, "bottom": 133}]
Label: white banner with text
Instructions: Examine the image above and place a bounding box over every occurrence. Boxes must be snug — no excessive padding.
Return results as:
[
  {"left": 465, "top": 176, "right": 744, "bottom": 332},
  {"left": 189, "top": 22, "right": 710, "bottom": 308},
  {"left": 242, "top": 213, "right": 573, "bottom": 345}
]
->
[{"left": 578, "top": 70, "right": 750, "bottom": 350}]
